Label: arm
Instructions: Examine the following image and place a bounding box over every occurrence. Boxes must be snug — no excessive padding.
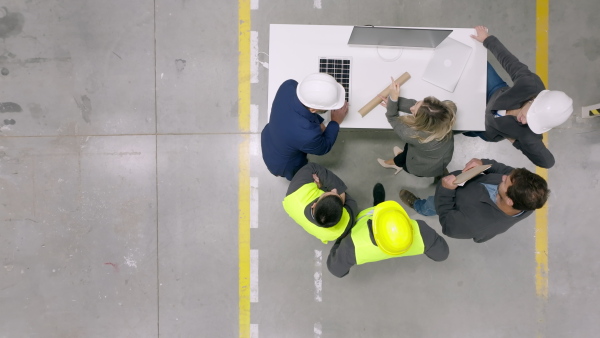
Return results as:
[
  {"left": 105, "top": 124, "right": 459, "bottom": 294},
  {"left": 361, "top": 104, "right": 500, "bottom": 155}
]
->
[
  {"left": 512, "top": 138, "right": 555, "bottom": 168},
  {"left": 301, "top": 121, "right": 340, "bottom": 156},
  {"left": 471, "top": 26, "right": 540, "bottom": 85},
  {"left": 310, "top": 163, "right": 348, "bottom": 194},
  {"left": 385, "top": 97, "right": 420, "bottom": 144},
  {"left": 484, "top": 35, "right": 538, "bottom": 84},
  {"left": 337, "top": 192, "right": 358, "bottom": 240},
  {"left": 434, "top": 185, "right": 476, "bottom": 239},
  {"left": 416, "top": 220, "right": 449, "bottom": 262},
  {"left": 326, "top": 235, "right": 356, "bottom": 278},
  {"left": 385, "top": 97, "right": 417, "bottom": 121}
]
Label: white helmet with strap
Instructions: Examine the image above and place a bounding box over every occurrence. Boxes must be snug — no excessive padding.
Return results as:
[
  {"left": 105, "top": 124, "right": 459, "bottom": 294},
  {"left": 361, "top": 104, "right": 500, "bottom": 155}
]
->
[
  {"left": 527, "top": 90, "right": 573, "bottom": 134},
  {"left": 296, "top": 73, "right": 345, "bottom": 110}
]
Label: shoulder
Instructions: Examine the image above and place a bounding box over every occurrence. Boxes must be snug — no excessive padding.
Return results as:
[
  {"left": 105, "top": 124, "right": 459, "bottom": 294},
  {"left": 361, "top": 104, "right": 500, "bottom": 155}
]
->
[{"left": 275, "top": 80, "right": 300, "bottom": 97}]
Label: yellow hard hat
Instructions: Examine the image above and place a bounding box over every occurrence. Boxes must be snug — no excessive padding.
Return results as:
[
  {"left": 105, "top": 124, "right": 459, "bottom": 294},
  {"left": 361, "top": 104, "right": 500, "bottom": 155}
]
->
[{"left": 372, "top": 201, "right": 413, "bottom": 255}]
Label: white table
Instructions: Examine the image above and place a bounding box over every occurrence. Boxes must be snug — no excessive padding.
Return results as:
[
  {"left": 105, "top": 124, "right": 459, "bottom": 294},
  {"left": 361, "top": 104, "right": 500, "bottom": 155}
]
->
[{"left": 268, "top": 24, "right": 487, "bottom": 130}]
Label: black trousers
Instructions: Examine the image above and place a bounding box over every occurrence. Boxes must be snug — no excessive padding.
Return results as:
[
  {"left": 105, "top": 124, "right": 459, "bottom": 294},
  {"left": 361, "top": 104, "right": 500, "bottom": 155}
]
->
[{"left": 392, "top": 143, "right": 410, "bottom": 173}]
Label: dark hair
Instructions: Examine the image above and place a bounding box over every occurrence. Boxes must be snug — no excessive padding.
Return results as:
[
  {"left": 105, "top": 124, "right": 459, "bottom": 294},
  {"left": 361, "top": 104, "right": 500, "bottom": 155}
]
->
[
  {"left": 507, "top": 168, "right": 550, "bottom": 211},
  {"left": 314, "top": 195, "right": 344, "bottom": 227}
]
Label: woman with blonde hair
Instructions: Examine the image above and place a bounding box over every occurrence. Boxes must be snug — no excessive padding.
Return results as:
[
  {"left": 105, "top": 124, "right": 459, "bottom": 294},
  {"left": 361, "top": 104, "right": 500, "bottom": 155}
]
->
[{"left": 377, "top": 77, "right": 456, "bottom": 178}]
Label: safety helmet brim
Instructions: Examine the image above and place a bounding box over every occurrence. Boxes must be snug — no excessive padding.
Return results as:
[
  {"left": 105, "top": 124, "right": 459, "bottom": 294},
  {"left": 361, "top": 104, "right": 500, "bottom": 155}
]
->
[
  {"left": 372, "top": 201, "right": 413, "bottom": 255},
  {"left": 528, "top": 90, "right": 573, "bottom": 134},
  {"left": 296, "top": 73, "right": 346, "bottom": 110}
]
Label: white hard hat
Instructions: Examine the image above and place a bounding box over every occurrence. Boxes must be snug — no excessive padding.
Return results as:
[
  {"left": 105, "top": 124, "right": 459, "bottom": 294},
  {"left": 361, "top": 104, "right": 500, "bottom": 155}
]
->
[
  {"left": 527, "top": 90, "right": 573, "bottom": 134},
  {"left": 296, "top": 73, "right": 345, "bottom": 110}
]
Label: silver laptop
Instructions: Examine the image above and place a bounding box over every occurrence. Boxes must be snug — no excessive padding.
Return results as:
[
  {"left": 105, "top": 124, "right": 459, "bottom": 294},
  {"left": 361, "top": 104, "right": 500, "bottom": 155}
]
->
[
  {"left": 421, "top": 37, "right": 472, "bottom": 92},
  {"left": 347, "top": 26, "right": 452, "bottom": 48}
]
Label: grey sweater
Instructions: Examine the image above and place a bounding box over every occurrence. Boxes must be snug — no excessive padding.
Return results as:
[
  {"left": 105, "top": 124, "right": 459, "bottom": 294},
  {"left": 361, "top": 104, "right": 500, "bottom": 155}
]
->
[
  {"left": 482, "top": 36, "right": 554, "bottom": 168},
  {"left": 386, "top": 97, "right": 454, "bottom": 177}
]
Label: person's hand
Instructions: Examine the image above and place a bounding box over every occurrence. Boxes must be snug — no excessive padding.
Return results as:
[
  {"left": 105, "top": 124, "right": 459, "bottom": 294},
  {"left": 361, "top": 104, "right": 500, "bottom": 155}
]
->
[
  {"left": 378, "top": 94, "right": 388, "bottom": 108},
  {"left": 388, "top": 76, "right": 400, "bottom": 101},
  {"left": 470, "top": 25, "right": 490, "bottom": 43},
  {"left": 441, "top": 175, "right": 459, "bottom": 190},
  {"left": 320, "top": 123, "right": 326, "bottom": 132},
  {"left": 330, "top": 101, "right": 348, "bottom": 124},
  {"left": 339, "top": 192, "right": 346, "bottom": 204},
  {"left": 312, "top": 174, "right": 322, "bottom": 188},
  {"left": 462, "top": 158, "right": 483, "bottom": 172},
  {"left": 506, "top": 137, "right": 515, "bottom": 143}
]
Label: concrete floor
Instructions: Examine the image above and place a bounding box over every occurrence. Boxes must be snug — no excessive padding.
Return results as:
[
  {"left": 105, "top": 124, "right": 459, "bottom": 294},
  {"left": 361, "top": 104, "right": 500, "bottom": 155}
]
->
[{"left": 0, "top": 0, "right": 599, "bottom": 337}]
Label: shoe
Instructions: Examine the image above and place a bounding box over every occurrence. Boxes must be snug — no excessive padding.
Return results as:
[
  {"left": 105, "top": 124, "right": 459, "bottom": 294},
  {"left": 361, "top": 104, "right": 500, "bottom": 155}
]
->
[
  {"left": 377, "top": 158, "right": 403, "bottom": 175},
  {"left": 393, "top": 146, "right": 403, "bottom": 156},
  {"left": 433, "top": 168, "right": 450, "bottom": 184},
  {"left": 373, "top": 183, "right": 385, "bottom": 206},
  {"left": 399, "top": 189, "right": 419, "bottom": 210}
]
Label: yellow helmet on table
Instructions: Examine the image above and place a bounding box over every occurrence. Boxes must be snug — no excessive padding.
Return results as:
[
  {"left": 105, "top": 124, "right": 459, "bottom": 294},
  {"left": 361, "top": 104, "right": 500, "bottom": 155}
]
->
[{"left": 372, "top": 201, "right": 413, "bottom": 255}]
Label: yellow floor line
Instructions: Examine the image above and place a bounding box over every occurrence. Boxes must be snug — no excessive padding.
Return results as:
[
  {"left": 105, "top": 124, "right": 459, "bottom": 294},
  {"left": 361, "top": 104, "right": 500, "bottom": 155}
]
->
[
  {"left": 238, "top": 0, "right": 251, "bottom": 337},
  {"left": 536, "top": 0, "right": 549, "bottom": 336}
]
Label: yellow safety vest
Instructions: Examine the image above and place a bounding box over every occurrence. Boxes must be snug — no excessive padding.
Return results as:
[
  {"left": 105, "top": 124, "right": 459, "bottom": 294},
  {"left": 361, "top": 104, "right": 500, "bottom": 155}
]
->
[
  {"left": 351, "top": 207, "right": 425, "bottom": 265},
  {"left": 282, "top": 182, "right": 350, "bottom": 244}
]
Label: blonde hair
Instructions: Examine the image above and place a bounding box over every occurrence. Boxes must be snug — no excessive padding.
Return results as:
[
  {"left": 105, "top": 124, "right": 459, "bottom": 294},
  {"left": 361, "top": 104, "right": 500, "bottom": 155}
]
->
[{"left": 399, "top": 96, "right": 457, "bottom": 143}]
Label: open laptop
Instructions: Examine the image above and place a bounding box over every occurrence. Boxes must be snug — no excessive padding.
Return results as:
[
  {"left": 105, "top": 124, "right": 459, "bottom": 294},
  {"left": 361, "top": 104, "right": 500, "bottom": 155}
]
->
[
  {"left": 421, "top": 37, "right": 473, "bottom": 92},
  {"left": 347, "top": 26, "right": 452, "bottom": 48}
]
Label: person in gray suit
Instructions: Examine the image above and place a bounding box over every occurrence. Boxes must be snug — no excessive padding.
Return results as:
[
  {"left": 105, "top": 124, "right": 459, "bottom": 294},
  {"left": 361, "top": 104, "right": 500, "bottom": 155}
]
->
[
  {"left": 464, "top": 26, "right": 573, "bottom": 169},
  {"left": 399, "top": 158, "right": 550, "bottom": 243},
  {"left": 376, "top": 77, "right": 456, "bottom": 179}
]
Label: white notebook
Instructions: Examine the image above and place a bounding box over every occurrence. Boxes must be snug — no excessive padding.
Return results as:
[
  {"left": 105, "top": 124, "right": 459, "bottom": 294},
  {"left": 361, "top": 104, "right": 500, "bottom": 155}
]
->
[{"left": 422, "top": 37, "right": 472, "bottom": 92}]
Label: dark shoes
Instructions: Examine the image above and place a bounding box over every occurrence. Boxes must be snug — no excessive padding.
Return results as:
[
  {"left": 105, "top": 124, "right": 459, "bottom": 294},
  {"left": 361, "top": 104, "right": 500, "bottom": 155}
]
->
[
  {"left": 373, "top": 183, "right": 385, "bottom": 206},
  {"left": 399, "top": 189, "right": 419, "bottom": 210}
]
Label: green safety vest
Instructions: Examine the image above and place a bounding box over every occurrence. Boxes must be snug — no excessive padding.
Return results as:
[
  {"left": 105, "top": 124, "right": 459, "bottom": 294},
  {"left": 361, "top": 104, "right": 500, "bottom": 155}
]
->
[
  {"left": 282, "top": 182, "right": 350, "bottom": 244},
  {"left": 351, "top": 207, "right": 425, "bottom": 265}
]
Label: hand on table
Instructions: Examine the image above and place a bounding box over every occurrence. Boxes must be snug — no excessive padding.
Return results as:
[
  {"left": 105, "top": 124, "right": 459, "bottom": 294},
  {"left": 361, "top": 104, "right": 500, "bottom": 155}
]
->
[
  {"left": 470, "top": 25, "right": 490, "bottom": 43},
  {"left": 330, "top": 101, "right": 348, "bottom": 124},
  {"left": 462, "top": 158, "right": 483, "bottom": 172}
]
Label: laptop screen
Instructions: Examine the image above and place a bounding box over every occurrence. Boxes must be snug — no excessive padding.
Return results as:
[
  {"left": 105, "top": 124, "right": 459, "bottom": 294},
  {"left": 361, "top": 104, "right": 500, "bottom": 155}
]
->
[{"left": 348, "top": 26, "right": 452, "bottom": 48}]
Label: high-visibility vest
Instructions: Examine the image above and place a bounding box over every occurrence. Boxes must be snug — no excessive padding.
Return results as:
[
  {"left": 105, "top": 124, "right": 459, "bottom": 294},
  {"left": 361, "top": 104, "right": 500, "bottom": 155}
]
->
[
  {"left": 351, "top": 207, "right": 425, "bottom": 265},
  {"left": 282, "top": 182, "right": 350, "bottom": 244}
]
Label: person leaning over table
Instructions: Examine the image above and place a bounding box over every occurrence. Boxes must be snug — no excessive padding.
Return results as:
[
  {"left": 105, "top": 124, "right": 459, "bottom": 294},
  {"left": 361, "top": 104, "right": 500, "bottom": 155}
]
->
[
  {"left": 376, "top": 77, "right": 456, "bottom": 181},
  {"left": 283, "top": 162, "right": 358, "bottom": 244},
  {"left": 327, "top": 183, "right": 448, "bottom": 278},
  {"left": 399, "top": 158, "right": 549, "bottom": 243},
  {"left": 261, "top": 73, "right": 349, "bottom": 181},
  {"left": 463, "top": 26, "right": 573, "bottom": 169}
]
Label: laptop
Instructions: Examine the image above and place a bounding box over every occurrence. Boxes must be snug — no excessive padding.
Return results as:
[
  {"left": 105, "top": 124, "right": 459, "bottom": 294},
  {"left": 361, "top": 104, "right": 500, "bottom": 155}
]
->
[
  {"left": 347, "top": 26, "right": 452, "bottom": 49},
  {"left": 421, "top": 37, "right": 473, "bottom": 92}
]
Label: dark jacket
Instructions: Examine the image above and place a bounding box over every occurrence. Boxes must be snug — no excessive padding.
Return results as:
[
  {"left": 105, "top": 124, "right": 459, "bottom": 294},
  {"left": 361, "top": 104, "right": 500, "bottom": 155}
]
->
[
  {"left": 385, "top": 97, "right": 454, "bottom": 177},
  {"left": 261, "top": 80, "right": 340, "bottom": 180},
  {"left": 434, "top": 159, "right": 533, "bottom": 243},
  {"left": 482, "top": 36, "right": 554, "bottom": 168}
]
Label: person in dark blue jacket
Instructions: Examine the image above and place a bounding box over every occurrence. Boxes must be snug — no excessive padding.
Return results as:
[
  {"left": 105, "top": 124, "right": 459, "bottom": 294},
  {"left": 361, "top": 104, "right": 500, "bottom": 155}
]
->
[{"left": 261, "top": 73, "right": 349, "bottom": 180}]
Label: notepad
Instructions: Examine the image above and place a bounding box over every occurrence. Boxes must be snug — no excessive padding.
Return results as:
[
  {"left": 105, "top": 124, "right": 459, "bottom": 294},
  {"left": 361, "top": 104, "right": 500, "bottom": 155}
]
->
[{"left": 453, "top": 164, "right": 492, "bottom": 186}]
